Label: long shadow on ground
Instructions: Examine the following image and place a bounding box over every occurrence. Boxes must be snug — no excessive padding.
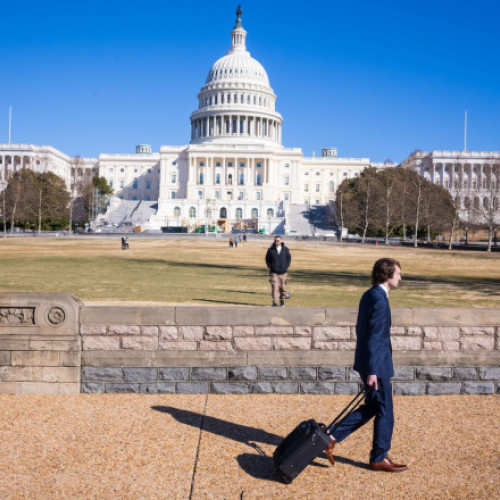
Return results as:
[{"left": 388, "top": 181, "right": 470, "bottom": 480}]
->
[{"left": 152, "top": 406, "right": 368, "bottom": 482}]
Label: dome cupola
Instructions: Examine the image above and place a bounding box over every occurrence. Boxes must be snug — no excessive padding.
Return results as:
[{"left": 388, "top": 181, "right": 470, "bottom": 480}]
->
[{"left": 190, "top": 6, "right": 283, "bottom": 145}]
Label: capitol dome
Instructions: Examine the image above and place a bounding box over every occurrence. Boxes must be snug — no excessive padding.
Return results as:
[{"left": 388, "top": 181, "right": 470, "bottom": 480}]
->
[{"left": 190, "top": 7, "right": 283, "bottom": 145}]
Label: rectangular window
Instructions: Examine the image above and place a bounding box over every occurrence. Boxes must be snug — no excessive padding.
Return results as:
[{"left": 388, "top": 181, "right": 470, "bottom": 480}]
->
[
  {"left": 120, "top": 180, "right": 124, "bottom": 188},
  {"left": 316, "top": 184, "right": 320, "bottom": 192},
  {"left": 147, "top": 181, "right": 151, "bottom": 189},
  {"left": 304, "top": 184, "right": 309, "bottom": 192},
  {"left": 256, "top": 192, "right": 261, "bottom": 200},
  {"left": 171, "top": 192, "right": 176, "bottom": 199}
]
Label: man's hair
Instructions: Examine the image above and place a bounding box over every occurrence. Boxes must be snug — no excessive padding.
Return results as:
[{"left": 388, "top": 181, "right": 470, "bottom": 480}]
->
[{"left": 371, "top": 258, "right": 401, "bottom": 286}]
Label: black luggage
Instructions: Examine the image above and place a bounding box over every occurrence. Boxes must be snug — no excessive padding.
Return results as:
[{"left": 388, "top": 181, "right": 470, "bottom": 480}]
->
[{"left": 273, "top": 388, "right": 368, "bottom": 483}]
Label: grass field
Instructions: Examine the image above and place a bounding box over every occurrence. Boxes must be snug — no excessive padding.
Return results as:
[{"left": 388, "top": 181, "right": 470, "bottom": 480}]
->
[{"left": 1, "top": 236, "right": 499, "bottom": 307}]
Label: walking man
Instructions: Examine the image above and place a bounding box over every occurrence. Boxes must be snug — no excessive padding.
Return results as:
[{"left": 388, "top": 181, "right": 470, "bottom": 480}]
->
[
  {"left": 265, "top": 235, "right": 291, "bottom": 307},
  {"left": 326, "top": 258, "right": 408, "bottom": 472}
]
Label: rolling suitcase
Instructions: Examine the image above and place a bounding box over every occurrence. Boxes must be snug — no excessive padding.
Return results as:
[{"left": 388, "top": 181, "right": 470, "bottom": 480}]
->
[{"left": 273, "top": 388, "right": 368, "bottom": 483}]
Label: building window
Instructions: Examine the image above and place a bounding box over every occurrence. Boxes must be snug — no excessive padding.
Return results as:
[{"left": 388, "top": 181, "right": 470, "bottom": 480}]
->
[
  {"left": 174, "top": 207, "right": 181, "bottom": 217},
  {"left": 329, "top": 181, "right": 335, "bottom": 192},
  {"left": 199, "top": 162, "right": 204, "bottom": 167},
  {"left": 236, "top": 208, "right": 243, "bottom": 219},
  {"left": 228, "top": 174, "right": 233, "bottom": 185},
  {"left": 284, "top": 175, "right": 290, "bottom": 185},
  {"left": 220, "top": 207, "right": 227, "bottom": 218},
  {"left": 198, "top": 191, "right": 203, "bottom": 200},
  {"left": 256, "top": 174, "right": 262, "bottom": 185},
  {"left": 284, "top": 193, "right": 290, "bottom": 201},
  {"left": 148, "top": 168, "right": 152, "bottom": 173},
  {"left": 215, "top": 191, "right": 220, "bottom": 199},
  {"left": 133, "top": 178, "right": 138, "bottom": 189},
  {"left": 146, "top": 196, "right": 150, "bottom": 201},
  {"left": 199, "top": 173, "right": 204, "bottom": 184},
  {"left": 256, "top": 192, "right": 261, "bottom": 200},
  {"left": 171, "top": 192, "right": 176, "bottom": 199},
  {"left": 238, "top": 191, "right": 244, "bottom": 200},
  {"left": 120, "top": 180, "right": 124, "bottom": 188},
  {"left": 240, "top": 173, "right": 244, "bottom": 185},
  {"left": 304, "top": 184, "right": 309, "bottom": 192},
  {"left": 109, "top": 181, "right": 113, "bottom": 188},
  {"left": 132, "top": 196, "right": 137, "bottom": 201},
  {"left": 257, "top": 162, "right": 261, "bottom": 168},
  {"left": 171, "top": 174, "right": 176, "bottom": 183},
  {"left": 216, "top": 173, "right": 221, "bottom": 184},
  {"left": 216, "top": 162, "right": 221, "bottom": 167},
  {"left": 189, "top": 207, "right": 196, "bottom": 218},
  {"left": 251, "top": 208, "right": 258, "bottom": 218},
  {"left": 267, "top": 208, "right": 274, "bottom": 217},
  {"left": 316, "top": 184, "right": 320, "bottom": 192},
  {"left": 146, "top": 181, "right": 151, "bottom": 189},
  {"left": 285, "top": 163, "right": 290, "bottom": 168},
  {"left": 120, "top": 168, "right": 125, "bottom": 173},
  {"left": 228, "top": 162, "right": 233, "bottom": 167},
  {"left": 240, "top": 162, "right": 245, "bottom": 167}
]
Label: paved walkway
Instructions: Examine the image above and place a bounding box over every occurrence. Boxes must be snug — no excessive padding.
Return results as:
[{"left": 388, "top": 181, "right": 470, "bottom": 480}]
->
[{"left": 0, "top": 394, "right": 498, "bottom": 499}]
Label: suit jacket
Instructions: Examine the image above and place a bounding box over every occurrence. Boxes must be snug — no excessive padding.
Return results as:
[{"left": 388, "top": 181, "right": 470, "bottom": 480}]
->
[{"left": 353, "top": 285, "right": 394, "bottom": 379}]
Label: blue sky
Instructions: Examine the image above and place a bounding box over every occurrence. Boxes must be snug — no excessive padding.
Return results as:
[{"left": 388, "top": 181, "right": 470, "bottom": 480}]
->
[{"left": 1, "top": 0, "right": 499, "bottom": 162}]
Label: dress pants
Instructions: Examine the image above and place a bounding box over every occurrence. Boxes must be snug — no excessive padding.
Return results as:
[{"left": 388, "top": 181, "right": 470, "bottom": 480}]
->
[{"left": 330, "top": 376, "right": 394, "bottom": 463}]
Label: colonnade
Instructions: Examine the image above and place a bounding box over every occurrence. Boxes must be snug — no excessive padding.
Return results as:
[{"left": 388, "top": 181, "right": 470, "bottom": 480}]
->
[
  {"left": 189, "top": 156, "right": 270, "bottom": 189},
  {"left": 191, "top": 115, "right": 282, "bottom": 142}
]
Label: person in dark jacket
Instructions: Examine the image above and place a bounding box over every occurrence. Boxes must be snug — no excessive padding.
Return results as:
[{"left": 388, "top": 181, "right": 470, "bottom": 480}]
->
[
  {"left": 265, "top": 236, "right": 291, "bottom": 307},
  {"left": 325, "top": 258, "right": 408, "bottom": 473}
]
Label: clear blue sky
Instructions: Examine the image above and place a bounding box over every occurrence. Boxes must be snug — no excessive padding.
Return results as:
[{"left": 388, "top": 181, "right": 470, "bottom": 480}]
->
[{"left": 1, "top": 0, "right": 499, "bottom": 162}]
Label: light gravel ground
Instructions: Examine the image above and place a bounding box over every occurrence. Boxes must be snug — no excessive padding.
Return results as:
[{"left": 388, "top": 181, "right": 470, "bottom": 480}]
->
[{"left": 0, "top": 394, "right": 498, "bottom": 499}]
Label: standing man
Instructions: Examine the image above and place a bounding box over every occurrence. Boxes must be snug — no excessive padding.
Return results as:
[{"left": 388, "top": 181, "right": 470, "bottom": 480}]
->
[
  {"left": 265, "top": 235, "right": 291, "bottom": 307},
  {"left": 326, "top": 258, "right": 408, "bottom": 472}
]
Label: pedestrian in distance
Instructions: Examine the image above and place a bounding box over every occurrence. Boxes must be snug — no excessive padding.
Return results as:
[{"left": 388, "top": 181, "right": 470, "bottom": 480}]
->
[
  {"left": 325, "top": 258, "right": 408, "bottom": 472},
  {"left": 265, "top": 235, "right": 291, "bottom": 307},
  {"left": 121, "top": 237, "right": 129, "bottom": 250}
]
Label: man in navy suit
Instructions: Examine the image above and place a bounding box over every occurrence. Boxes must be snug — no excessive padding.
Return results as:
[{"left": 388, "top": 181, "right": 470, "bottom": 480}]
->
[{"left": 326, "top": 258, "right": 408, "bottom": 472}]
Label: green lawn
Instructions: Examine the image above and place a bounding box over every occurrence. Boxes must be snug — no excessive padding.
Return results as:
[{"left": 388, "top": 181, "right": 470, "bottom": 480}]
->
[{"left": 1, "top": 236, "right": 499, "bottom": 307}]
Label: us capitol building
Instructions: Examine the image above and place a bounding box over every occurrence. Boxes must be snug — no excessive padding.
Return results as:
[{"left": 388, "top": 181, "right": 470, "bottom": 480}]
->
[{"left": 1, "top": 8, "right": 498, "bottom": 232}]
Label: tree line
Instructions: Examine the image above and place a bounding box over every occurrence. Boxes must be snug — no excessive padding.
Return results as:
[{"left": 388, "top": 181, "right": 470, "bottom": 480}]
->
[
  {"left": 334, "top": 166, "right": 458, "bottom": 247},
  {"left": 1, "top": 163, "right": 112, "bottom": 236}
]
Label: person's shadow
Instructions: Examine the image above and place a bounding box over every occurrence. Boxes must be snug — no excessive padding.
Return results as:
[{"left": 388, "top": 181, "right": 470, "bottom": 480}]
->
[{"left": 151, "top": 406, "right": 368, "bottom": 481}]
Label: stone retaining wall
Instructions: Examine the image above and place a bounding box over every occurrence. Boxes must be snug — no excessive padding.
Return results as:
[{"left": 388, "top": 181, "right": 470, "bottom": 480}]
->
[{"left": 1, "top": 294, "right": 499, "bottom": 394}]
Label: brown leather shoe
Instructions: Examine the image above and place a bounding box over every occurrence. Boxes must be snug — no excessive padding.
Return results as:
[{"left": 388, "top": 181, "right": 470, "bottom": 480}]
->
[
  {"left": 325, "top": 439, "right": 336, "bottom": 466},
  {"left": 370, "top": 457, "right": 408, "bottom": 472}
]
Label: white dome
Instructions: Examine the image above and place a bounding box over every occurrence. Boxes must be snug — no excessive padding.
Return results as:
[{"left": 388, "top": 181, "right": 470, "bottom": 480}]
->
[
  {"left": 190, "top": 7, "right": 283, "bottom": 146},
  {"left": 206, "top": 52, "right": 270, "bottom": 87}
]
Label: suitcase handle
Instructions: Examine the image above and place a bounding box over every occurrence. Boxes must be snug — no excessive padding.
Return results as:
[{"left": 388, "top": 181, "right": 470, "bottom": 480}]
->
[{"left": 326, "top": 387, "right": 372, "bottom": 434}]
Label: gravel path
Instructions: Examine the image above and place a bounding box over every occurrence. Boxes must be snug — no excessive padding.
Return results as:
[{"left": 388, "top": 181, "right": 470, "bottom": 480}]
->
[{"left": 0, "top": 394, "right": 498, "bottom": 499}]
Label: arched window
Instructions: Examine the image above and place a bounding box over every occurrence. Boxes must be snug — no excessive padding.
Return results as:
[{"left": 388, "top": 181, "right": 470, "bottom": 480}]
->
[
  {"left": 484, "top": 197, "right": 490, "bottom": 209},
  {"left": 267, "top": 208, "right": 274, "bottom": 217},
  {"left": 236, "top": 208, "right": 243, "bottom": 219},
  {"left": 474, "top": 197, "right": 480, "bottom": 209},
  {"left": 256, "top": 174, "right": 261, "bottom": 185},
  {"left": 251, "top": 208, "right": 258, "bottom": 218},
  {"left": 173, "top": 207, "right": 181, "bottom": 217},
  {"left": 189, "top": 207, "right": 196, "bottom": 218},
  {"left": 464, "top": 197, "right": 470, "bottom": 209},
  {"left": 220, "top": 207, "right": 227, "bottom": 218}
]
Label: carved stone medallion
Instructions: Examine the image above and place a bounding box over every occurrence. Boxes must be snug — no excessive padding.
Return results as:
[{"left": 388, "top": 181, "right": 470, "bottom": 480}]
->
[{"left": 47, "top": 306, "right": 66, "bottom": 326}]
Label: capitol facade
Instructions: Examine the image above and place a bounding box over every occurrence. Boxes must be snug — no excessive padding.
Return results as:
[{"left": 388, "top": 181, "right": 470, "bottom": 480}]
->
[{"left": 0, "top": 8, "right": 498, "bottom": 233}]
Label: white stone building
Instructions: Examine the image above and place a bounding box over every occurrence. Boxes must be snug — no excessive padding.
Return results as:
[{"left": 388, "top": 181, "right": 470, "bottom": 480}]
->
[{"left": 402, "top": 150, "right": 500, "bottom": 223}]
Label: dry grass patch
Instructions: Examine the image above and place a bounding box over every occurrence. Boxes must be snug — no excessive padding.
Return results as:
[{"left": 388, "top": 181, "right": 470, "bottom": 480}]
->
[{"left": 1, "top": 236, "right": 499, "bottom": 307}]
